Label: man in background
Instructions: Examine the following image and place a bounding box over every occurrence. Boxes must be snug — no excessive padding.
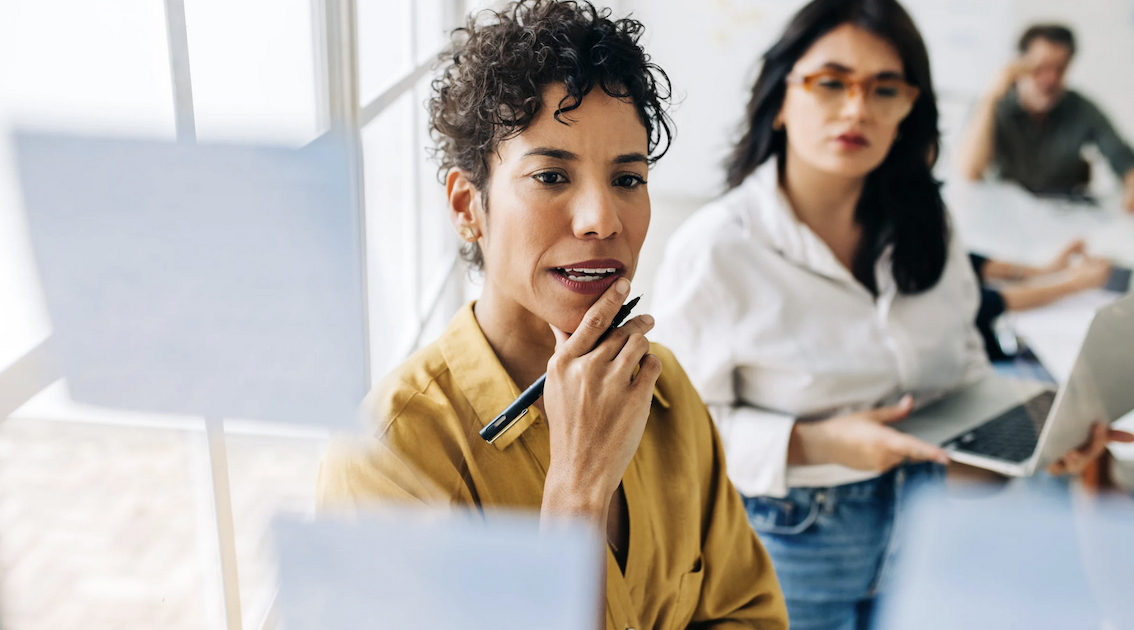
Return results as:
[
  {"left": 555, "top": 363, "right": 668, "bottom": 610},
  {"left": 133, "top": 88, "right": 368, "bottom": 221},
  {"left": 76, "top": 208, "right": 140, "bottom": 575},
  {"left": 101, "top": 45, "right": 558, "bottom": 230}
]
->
[{"left": 957, "top": 24, "right": 1134, "bottom": 211}]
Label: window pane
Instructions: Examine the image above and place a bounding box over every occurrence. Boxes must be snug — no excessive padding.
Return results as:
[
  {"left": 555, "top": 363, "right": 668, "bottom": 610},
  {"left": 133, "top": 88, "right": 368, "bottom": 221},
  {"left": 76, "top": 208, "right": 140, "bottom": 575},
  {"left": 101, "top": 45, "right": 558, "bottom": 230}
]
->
[
  {"left": 414, "top": 74, "right": 459, "bottom": 314},
  {"left": 361, "top": 93, "right": 416, "bottom": 381},
  {"left": 0, "top": 0, "right": 176, "bottom": 136},
  {"left": 358, "top": 0, "right": 409, "bottom": 105},
  {"left": 0, "top": 417, "right": 211, "bottom": 630},
  {"left": 415, "top": 0, "right": 448, "bottom": 65},
  {"left": 184, "top": 0, "right": 320, "bottom": 145}
]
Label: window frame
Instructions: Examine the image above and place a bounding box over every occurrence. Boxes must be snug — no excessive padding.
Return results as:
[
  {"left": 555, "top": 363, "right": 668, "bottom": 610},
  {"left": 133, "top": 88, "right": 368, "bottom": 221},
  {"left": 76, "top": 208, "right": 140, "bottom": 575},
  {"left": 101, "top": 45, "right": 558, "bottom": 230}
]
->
[{"left": 0, "top": 2, "right": 472, "bottom": 628}]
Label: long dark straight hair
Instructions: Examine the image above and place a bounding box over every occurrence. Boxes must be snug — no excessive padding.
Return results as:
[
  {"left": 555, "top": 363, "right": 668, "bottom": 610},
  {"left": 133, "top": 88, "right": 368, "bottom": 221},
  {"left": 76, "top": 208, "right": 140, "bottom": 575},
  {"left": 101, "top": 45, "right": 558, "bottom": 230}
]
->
[{"left": 725, "top": 0, "right": 948, "bottom": 295}]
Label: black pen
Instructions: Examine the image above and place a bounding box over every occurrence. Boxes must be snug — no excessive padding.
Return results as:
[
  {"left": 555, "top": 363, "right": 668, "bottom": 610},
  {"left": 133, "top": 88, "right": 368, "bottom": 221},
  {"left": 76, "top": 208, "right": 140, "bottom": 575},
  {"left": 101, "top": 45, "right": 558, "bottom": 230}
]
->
[{"left": 480, "top": 296, "right": 641, "bottom": 444}]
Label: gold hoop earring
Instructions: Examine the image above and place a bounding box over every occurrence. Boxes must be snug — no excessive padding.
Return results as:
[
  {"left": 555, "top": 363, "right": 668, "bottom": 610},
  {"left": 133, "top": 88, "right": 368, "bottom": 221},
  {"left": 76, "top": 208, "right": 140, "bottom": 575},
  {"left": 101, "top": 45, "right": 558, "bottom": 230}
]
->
[{"left": 459, "top": 226, "right": 478, "bottom": 242}]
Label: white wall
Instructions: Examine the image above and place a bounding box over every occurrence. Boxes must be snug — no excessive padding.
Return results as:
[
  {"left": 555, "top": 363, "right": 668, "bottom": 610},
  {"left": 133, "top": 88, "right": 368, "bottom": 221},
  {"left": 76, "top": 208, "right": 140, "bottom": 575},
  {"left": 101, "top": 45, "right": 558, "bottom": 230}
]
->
[{"left": 624, "top": 0, "right": 1134, "bottom": 201}]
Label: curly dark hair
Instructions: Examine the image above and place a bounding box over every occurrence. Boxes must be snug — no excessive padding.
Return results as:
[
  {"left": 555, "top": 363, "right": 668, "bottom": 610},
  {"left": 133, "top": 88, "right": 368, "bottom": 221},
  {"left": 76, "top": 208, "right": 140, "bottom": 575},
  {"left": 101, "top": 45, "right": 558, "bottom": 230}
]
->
[{"left": 429, "top": 0, "right": 674, "bottom": 270}]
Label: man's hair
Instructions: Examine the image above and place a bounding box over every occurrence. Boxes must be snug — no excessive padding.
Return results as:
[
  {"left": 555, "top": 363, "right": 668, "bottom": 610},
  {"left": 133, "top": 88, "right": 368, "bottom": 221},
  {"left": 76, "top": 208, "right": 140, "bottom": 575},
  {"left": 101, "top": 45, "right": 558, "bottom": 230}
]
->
[
  {"left": 1018, "top": 24, "right": 1076, "bottom": 56},
  {"left": 428, "top": 0, "right": 673, "bottom": 270}
]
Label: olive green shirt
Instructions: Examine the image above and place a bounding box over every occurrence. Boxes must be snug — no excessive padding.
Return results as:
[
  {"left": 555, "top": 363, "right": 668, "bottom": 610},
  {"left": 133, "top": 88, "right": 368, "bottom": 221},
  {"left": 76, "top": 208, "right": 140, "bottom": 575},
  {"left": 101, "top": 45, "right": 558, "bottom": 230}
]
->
[
  {"left": 994, "top": 88, "right": 1134, "bottom": 192},
  {"left": 317, "top": 302, "right": 787, "bottom": 630}
]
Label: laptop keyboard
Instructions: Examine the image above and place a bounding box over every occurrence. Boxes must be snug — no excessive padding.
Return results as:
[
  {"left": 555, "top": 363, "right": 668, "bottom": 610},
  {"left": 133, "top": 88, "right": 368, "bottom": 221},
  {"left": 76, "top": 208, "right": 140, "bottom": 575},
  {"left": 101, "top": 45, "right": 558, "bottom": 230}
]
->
[{"left": 944, "top": 391, "right": 1056, "bottom": 463}]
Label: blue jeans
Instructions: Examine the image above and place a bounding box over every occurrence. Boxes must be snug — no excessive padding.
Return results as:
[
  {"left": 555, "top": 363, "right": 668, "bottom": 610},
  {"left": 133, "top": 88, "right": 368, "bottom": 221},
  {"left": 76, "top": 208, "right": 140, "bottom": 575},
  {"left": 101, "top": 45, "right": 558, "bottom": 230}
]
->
[{"left": 742, "top": 463, "right": 945, "bottom": 630}]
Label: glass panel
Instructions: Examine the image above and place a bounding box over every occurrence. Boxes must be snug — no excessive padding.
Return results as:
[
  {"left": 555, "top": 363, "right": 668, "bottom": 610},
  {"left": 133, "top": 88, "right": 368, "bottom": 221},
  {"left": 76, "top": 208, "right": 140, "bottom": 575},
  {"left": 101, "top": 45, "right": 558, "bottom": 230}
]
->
[
  {"left": 0, "top": 417, "right": 211, "bottom": 630},
  {"left": 184, "top": 0, "right": 320, "bottom": 145},
  {"left": 361, "top": 92, "right": 416, "bottom": 382},
  {"left": 1, "top": 0, "right": 175, "bottom": 390},
  {"left": 225, "top": 431, "right": 327, "bottom": 630},
  {"left": 0, "top": 154, "right": 50, "bottom": 371},
  {"left": 358, "top": 0, "right": 409, "bottom": 105}
]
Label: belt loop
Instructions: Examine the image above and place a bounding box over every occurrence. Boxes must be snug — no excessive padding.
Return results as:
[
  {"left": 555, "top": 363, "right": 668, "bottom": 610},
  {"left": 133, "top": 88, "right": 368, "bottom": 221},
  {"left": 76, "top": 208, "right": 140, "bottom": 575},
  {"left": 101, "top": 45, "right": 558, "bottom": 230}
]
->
[{"left": 815, "top": 489, "right": 835, "bottom": 514}]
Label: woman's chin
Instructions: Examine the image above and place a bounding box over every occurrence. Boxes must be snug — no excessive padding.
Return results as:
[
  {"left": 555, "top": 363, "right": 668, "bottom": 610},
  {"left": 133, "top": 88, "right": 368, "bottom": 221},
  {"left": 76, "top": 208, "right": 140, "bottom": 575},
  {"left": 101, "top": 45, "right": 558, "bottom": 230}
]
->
[
  {"left": 818, "top": 154, "right": 887, "bottom": 179},
  {"left": 544, "top": 309, "right": 588, "bottom": 336}
]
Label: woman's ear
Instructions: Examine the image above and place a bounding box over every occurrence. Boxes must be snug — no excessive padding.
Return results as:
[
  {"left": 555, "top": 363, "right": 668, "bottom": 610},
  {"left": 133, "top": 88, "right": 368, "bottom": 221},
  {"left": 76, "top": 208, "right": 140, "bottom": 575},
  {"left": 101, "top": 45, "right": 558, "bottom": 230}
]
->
[{"left": 447, "top": 169, "right": 482, "bottom": 243}]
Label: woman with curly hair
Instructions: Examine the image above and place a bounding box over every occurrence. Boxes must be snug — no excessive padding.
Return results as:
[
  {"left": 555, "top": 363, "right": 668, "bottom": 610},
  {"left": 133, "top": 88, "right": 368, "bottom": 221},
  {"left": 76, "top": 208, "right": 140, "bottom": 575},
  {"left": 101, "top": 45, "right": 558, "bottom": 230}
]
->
[{"left": 318, "top": 2, "right": 787, "bottom": 628}]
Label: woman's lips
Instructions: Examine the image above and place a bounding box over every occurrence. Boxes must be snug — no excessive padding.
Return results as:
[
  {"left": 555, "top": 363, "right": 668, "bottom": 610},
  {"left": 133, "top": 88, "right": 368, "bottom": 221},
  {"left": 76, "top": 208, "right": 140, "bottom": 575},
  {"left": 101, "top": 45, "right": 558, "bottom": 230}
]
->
[
  {"left": 549, "top": 260, "right": 625, "bottom": 295},
  {"left": 834, "top": 133, "right": 870, "bottom": 150},
  {"left": 551, "top": 270, "right": 623, "bottom": 295}
]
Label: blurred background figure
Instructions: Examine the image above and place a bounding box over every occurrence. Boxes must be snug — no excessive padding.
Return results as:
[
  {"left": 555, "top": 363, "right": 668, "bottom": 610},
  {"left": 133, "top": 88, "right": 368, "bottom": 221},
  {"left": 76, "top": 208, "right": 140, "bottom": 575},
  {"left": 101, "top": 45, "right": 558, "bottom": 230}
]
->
[
  {"left": 956, "top": 24, "right": 1134, "bottom": 210},
  {"left": 970, "top": 239, "right": 1112, "bottom": 362}
]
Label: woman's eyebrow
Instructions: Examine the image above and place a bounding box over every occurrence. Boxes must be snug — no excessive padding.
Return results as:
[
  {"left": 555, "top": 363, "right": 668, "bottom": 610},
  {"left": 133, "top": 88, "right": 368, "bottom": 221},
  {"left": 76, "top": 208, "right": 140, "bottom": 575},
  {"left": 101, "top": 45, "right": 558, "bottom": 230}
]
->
[
  {"left": 613, "top": 152, "right": 648, "bottom": 165},
  {"left": 520, "top": 148, "right": 647, "bottom": 165},
  {"left": 521, "top": 147, "right": 577, "bottom": 161},
  {"left": 819, "top": 61, "right": 904, "bottom": 79},
  {"left": 821, "top": 61, "right": 855, "bottom": 73}
]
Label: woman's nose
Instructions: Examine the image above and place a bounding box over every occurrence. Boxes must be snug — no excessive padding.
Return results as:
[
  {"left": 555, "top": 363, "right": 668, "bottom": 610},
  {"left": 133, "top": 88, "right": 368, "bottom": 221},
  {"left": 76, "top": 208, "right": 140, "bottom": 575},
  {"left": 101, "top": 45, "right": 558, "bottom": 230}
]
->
[
  {"left": 572, "top": 188, "right": 623, "bottom": 239},
  {"left": 841, "top": 87, "right": 870, "bottom": 121}
]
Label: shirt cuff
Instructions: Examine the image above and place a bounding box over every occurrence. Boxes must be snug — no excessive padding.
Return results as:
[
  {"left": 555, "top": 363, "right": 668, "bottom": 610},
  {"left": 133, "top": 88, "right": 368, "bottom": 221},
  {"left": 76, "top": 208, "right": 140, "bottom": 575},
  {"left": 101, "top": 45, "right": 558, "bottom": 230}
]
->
[{"left": 708, "top": 404, "right": 796, "bottom": 499}]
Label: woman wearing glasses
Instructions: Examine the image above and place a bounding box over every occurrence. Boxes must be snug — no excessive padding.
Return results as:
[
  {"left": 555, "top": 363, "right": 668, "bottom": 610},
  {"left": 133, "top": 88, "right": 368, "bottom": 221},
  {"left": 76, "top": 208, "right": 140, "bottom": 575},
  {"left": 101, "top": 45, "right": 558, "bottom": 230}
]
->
[{"left": 651, "top": 0, "right": 1127, "bottom": 627}]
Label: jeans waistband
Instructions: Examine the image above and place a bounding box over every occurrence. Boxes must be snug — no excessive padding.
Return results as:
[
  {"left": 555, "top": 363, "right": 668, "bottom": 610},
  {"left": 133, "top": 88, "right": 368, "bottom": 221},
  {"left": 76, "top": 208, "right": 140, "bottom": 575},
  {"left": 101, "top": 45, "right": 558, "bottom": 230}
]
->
[{"left": 791, "top": 461, "right": 940, "bottom": 502}]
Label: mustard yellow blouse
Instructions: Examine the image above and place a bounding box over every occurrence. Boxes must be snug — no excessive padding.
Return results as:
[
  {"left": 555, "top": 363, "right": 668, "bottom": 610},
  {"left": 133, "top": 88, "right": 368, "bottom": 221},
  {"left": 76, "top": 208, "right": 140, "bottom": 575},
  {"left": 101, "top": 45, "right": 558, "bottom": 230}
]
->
[{"left": 318, "top": 303, "right": 786, "bottom": 630}]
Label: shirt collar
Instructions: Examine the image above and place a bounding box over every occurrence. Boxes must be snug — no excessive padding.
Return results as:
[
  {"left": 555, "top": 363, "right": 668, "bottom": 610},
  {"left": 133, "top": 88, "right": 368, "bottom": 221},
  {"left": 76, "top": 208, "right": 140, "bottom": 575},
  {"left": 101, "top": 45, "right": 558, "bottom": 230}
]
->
[
  {"left": 739, "top": 159, "right": 864, "bottom": 288},
  {"left": 438, "top": 302, "right": 669, "bottom": 451}
]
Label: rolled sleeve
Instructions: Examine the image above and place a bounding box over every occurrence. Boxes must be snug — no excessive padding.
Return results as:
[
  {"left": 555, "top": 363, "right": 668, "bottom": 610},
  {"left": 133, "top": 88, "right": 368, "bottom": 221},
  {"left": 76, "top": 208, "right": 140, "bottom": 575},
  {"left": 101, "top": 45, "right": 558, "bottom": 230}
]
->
[{"left": 709, "top": 403, "right": 796, "bottom": 498}]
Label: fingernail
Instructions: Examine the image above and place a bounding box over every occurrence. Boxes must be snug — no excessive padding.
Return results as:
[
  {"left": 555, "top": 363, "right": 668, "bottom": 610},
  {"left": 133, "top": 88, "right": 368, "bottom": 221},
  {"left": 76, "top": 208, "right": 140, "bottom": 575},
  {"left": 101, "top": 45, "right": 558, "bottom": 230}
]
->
[
  {"left": 615, "top": 278, "right": 630, "bottom": 295},
  {"left": 900, "top": 394, "right": 913, "bottom": 407},
  {"left": 641, "top": 314, "right": 654, "bottom": 326}
]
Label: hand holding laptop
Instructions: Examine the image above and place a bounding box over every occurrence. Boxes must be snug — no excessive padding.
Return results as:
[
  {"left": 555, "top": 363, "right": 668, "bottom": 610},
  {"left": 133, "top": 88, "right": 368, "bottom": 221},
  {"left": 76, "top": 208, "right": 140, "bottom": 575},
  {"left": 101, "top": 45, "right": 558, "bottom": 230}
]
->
[
  {"left": 1047, "top": 421, "right": 1134, "bottom": 476},
  {"left": 788, "top": 395, "right": 951, "bottom": 472},
  {"left": 894, "top": 293, "right": 1134, "bottom": 478}
]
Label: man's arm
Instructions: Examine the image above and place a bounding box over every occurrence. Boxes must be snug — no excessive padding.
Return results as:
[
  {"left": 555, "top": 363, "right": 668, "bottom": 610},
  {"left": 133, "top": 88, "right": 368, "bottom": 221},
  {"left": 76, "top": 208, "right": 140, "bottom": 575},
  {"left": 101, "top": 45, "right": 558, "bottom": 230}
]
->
[
  {"left": 1123, "top": 169, "right": 1134, "bottom": 213},
  {"left": 1083, "top": 99, "right": 1134, "bottom": 212},
  {"left": 956, "top": 64, "right": 1025, "bottom": 181}
]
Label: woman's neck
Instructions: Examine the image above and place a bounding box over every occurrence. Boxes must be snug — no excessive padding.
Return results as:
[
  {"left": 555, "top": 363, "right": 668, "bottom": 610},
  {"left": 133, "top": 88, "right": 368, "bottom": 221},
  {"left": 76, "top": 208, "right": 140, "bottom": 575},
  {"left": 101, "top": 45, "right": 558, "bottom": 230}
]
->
[
  {"left": 781, "top": 148, "right": 867, "bottom": 270},
  {"left": 473, "top": 281, "right": 557, "bottom": 390}
]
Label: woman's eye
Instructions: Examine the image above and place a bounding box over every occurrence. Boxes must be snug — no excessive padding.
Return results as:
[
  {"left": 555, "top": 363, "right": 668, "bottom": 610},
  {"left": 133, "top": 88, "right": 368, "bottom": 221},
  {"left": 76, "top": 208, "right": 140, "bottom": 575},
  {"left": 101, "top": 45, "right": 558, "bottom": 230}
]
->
[
  {"left": 614, "top": 174, "right": 646, "bottom": 189},
  {"left": 874, "top": 85, "right": 900, "bottom": 98},
  {"left": 533, "top": 171, "right": 566, "bottom": 185},
  {"left": 816, "top": 78, "right": 847, "bottom": 92}
]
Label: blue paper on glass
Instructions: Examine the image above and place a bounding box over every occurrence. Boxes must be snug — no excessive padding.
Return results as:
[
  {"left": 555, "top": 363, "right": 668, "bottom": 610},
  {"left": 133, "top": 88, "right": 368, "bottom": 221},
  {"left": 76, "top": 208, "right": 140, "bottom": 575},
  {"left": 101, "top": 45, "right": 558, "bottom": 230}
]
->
[
  {"left": 876, "top": 486, "right": 1134, "bottom": 630},
  {"left": 274, "top": 509, "right": 602, "bottom": 630},
  {"left": 14, "top": 133, "right": 366, "bottom": 429}
]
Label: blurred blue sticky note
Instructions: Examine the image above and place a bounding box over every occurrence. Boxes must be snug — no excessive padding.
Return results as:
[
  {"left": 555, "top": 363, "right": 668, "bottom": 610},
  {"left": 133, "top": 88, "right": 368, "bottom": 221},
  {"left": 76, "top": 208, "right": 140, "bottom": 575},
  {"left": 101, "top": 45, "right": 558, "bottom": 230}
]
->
[
  {"left": 876, "top": 485, "right": 1134, "bottom": 630},
  {"left": 274, "top": 509, "right": 602, "bottom": 630},
  {"left": 14, "top": 133, "right": 366, "bottom": 429}
]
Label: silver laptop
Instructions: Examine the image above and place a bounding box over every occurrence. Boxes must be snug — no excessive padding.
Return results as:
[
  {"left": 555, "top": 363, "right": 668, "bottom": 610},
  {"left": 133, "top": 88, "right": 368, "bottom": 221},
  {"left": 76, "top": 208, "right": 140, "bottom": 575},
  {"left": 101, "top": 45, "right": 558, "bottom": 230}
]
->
[{"left": 893, "top": 292, "right": 1134, "bottom": 477}]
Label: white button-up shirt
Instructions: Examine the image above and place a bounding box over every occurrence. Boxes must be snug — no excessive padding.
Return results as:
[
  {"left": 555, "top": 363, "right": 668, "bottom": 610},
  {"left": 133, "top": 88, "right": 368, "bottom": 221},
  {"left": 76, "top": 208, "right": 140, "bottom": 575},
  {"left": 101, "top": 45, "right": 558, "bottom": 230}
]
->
[{"left": 651, "top": 160, "right": 991, "bottom": 498}]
